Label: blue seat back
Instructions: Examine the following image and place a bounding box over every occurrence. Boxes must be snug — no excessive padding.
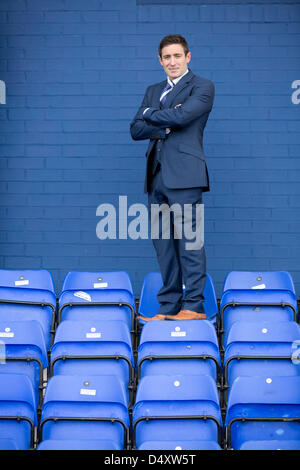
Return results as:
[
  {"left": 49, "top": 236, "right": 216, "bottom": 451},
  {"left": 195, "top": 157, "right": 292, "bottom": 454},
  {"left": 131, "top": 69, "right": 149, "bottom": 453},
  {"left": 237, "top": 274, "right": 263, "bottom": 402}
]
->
[
  {"left": 133, "top": 374, "right": 221, "bottom": 448},
  {"left": 51, "top": 321, "right": 133, "bottom": 396},
  {"left": 222, "top": 271, "right": 296, "bottom": 295},
  {"left": 58, "top": 271, "right": 135, "bottom": 328},
  {"left": 225, "top": 319, "right": 300, "bottom": 349},
  {"left": 0, "top": 373, "right": 37, "bottom": 450},
  {"left": 41, "top": 375, "right": 129, "bottom": 448},
  {"left": 52, "top": 320, "right": 132, "bottom": 359},
  {"left": 61, "top": 270, "right": 134, "bottom": 297},
  {"left": 0, "top": 320, "right": 48, "bottom": 366},
  {"left": 138, "top": 272, "right": 218, "bottom": 320},
  {"left": 58, "top": 300, "right": 133, "bottom": 331},
  {"left": 0, "top": 269, "right": 55, "bottom": 293},
  {"left": 220, "top": 272, "right": 298, "bottom": 342},
  {"left": 221, "top": 271, "right": 297, "bottom": 322},
  {"left": 225, "top": 376, "right": 300, "bottom": 449},
  {"left": 0, "top": 270, "right": 56, "bottom": 350},
  {"left": 138, "top": 320, "right": 220, "bottom": 380},
  {"left": 0, "top": 320, "right": 48, "bottom": 406},
  {"left": 221, "top": 305, "right": 296, "bottom": 347},
  {"left": 224, "top": 321, "right": 300, "bottom": 389}
]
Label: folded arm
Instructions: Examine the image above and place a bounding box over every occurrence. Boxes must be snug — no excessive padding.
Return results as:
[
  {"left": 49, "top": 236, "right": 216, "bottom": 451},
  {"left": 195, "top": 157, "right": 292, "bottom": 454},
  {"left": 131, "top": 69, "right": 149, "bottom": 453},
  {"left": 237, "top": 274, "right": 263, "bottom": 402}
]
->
[
  {"left": 130, "top": 87, "right": 167, "bottom": 141},
  {"left": 143, "top": 81, "right": 215, "bottom": 129}
]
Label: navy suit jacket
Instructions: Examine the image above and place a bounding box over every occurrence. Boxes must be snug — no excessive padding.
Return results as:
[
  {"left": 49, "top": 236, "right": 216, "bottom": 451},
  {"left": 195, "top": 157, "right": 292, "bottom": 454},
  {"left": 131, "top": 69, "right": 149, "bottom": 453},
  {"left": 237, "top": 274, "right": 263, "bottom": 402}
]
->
[{"left": 130, "top": 70, "right": 215, "bottom": 194}]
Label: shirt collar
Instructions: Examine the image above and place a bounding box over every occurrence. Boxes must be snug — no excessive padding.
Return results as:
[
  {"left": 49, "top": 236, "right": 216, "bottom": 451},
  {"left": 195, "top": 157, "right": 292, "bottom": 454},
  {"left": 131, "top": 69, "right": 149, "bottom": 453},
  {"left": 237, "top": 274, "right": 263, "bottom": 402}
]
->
[{"left": 167, "top": 68, "right": 189, "bottom": 87}]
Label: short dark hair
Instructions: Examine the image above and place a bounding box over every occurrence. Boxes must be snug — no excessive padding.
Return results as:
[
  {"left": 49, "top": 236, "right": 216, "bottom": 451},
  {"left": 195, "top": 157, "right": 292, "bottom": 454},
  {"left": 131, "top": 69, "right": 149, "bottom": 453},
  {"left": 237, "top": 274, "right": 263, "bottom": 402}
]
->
[{"left": 158, "top": 34, "right": 189, "bottom": 57}]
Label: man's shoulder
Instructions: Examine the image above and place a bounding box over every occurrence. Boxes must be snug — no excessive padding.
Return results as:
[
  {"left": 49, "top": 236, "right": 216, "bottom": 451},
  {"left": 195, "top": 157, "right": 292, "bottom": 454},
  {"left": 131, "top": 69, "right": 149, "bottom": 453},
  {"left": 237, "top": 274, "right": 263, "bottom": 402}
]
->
[
  {"left": 147, "top": 80, "right": 166, "bottom": 91},
  {"left": 190, "top": 73, "right": 214, "bottom": 88}
]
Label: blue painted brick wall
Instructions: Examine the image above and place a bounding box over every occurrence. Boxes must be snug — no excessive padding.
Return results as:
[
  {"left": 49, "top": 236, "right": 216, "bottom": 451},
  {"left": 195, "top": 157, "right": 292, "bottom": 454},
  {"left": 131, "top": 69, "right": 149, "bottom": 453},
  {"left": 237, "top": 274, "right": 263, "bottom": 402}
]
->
[{"left": 0, "top": 0, "right": 300, "bottom": 298}]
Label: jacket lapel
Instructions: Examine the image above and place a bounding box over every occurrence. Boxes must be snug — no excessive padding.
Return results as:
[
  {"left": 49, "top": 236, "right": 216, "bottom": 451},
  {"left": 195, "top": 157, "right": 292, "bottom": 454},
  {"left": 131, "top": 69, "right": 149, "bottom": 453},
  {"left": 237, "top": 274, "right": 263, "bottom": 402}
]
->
[
  {"left": 155, "top": 81, "right": 167, "bottom": 109},
  {"left": 162, "top": 69, "right": 194, "bottom": 109}
]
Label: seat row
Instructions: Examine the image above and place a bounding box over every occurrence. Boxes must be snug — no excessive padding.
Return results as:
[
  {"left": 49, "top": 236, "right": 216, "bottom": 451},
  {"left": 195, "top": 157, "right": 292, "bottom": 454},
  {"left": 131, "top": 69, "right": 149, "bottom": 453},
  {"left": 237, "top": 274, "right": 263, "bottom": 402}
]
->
[
  {"left": 219, "top": 270, "right": 298, "bottom": 351},
  {"left": 1, "top": 315, "right": 300, "bottom": 449},
  {"left": 0, "top": 270, "right": 136, "bottom": 351},
  {"left": 3, "top": 316, "right": 299, "bottom": 409},
  {"left": 1, "top": 372, "right": 300, "bottom": 450},
  {"left": 0, "top": 269, "right": 298, "bottom": 348},
  {"left": 0, "top": 268, "right": 299, "bottom": 450}
]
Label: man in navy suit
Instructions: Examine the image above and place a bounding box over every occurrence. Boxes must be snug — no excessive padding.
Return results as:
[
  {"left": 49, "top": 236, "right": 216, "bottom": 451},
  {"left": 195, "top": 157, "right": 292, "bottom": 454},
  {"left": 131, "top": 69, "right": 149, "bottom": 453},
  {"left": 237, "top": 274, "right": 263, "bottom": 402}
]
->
[{"left": 130, "top": 35, "right": 215, "bottom": 320}]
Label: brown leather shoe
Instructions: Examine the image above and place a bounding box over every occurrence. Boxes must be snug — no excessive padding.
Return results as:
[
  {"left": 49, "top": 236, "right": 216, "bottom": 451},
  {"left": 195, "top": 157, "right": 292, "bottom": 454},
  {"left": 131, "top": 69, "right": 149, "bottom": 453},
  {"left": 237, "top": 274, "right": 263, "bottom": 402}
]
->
[
  {"left": 164, "top": 309, "right": 206, "bottom": 320},
  {"left": 137, "top": 314, "right": 166, "bottom": 321}
]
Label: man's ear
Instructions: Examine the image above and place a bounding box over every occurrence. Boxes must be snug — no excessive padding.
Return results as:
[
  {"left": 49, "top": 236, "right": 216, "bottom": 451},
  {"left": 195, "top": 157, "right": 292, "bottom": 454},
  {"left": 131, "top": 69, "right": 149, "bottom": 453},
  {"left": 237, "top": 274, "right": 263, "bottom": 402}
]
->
[
  {"left": 158, "top": 55, "right": 163, "bottom": 67},
  {"left": 186, "top": 52, "right": 191, "bottom": 64}
]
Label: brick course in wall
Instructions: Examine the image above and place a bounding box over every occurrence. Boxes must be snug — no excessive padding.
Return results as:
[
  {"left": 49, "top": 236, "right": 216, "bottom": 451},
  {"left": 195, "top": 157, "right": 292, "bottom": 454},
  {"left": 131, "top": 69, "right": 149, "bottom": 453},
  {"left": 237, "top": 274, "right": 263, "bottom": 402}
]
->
[{"left": 0, "top": 0, "right": 299, "bottom": 297}]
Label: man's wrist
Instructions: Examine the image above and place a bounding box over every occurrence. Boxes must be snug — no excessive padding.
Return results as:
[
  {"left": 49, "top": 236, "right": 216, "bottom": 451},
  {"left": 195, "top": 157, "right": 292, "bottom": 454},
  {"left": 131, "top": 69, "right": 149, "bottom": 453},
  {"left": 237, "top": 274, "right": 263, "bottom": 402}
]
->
[{"left": 150, "top": 128, "right": 168, "bottom": 140}]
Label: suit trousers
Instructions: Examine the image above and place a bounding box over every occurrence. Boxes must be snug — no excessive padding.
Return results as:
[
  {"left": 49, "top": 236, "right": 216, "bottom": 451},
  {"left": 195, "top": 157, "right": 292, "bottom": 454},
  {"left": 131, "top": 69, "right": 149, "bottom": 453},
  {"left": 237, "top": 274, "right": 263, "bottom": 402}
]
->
[{"left": 148, "top": 163, "right": 206, "bottom": 315}]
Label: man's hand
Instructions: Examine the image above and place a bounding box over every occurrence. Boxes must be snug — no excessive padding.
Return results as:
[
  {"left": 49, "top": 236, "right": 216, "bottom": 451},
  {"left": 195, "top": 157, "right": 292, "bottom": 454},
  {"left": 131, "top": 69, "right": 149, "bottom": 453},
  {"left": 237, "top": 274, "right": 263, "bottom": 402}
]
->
[{"left": 142, "top": 81, "right": 215, "bottom": 129}]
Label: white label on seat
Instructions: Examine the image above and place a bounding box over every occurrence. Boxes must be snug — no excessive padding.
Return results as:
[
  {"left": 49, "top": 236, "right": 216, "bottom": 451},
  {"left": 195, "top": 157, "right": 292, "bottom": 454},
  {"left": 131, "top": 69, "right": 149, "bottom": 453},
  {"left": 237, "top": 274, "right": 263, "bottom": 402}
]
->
[
  {"left": 80, "top": 388, "right": 96, "bottom": 396},
  {"left": 93, "top": 282, "right": 108, "bottom": 288},
  {"left": 74, "top": 291, "right": 91, "bottom": 302},
  {"left": 86, "top": 332, "right": 101, "bottom": 339},
  {"left": 251, "top": 283, "right": 266, "bottom": 289},
  {"left": 14, "top": 280, "right": 29, "bottom": 286},
  {"left": 0, "top": 332, "right": 14, "bottom": 338},
  {"left": 171, "top": 331, "right": 186, "bottom": 337}
]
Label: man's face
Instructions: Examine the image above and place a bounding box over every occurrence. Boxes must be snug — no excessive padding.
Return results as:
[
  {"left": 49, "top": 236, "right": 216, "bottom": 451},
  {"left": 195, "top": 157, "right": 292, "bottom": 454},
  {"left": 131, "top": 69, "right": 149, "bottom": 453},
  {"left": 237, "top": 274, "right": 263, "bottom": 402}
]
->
[{"left": 158, "top": 43, "right": 191, "bottom": 80}]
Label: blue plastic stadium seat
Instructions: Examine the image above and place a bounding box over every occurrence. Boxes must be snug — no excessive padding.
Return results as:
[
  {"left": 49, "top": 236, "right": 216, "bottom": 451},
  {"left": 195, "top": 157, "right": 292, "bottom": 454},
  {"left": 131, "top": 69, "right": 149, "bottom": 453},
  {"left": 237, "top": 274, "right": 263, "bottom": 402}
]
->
[
  {"left": 220, "top": 271, "right": 298, "bottom": 347},
  {"left": 139, "top": 441, "right": 222, "bottom": 450},
  {"left": 0, "top": 373, "right": 37, "bottom": 450},
  {"left": 0, "top": 320, "right": 48, "bottom": 408},
  {"left": 222, "top": 271, "right": 296, "bottom": 296},
  {"left": 58, "top": 271, "right": 135, "bottom": 333},
  {"left": 0, "top": 269, "right": 56, "bottom": 350},
  {"left": 138, "top": 272, "right": 218, "bottom": 323},
  {"left": 240, "top": 440, "right": 300, "bottom": 450},
  {"left": 225, "top": 376, "right": 300, "bottom": 450},
  {"left": 223, "top": 321, "right": 300, "bottom": 409},
  {"left": 37, "top": 439, "right": 120, "bottom": 450},
  {"left": 137, "top": 320, "right": 220, "bottom": 383},
  {"left": 50, "top": 320, "right": 134, "bottom": 403},
  {"left": 40, "top": 375, "right": 129, "bottom": 450},
  {"left": 132, "top": 374, "right": 222, "bottom": 450}
]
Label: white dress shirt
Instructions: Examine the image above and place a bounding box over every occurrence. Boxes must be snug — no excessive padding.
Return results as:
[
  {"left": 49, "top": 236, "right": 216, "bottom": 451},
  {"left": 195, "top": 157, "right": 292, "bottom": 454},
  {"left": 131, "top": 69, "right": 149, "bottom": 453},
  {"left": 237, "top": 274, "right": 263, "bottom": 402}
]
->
[{"left": 143, "top": 68, "right": 189, "bottom": 115}]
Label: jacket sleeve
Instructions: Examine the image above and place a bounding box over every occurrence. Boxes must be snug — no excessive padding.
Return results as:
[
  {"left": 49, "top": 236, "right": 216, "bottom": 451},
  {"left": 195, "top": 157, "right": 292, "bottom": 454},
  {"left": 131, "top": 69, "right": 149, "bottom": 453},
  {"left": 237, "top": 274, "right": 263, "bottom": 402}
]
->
[
  {"left": 143, "top": 81, "right": 215, "bottom": 129},
  {"left": 130, "top": 86, "right": 167, "bottom": 141}
]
